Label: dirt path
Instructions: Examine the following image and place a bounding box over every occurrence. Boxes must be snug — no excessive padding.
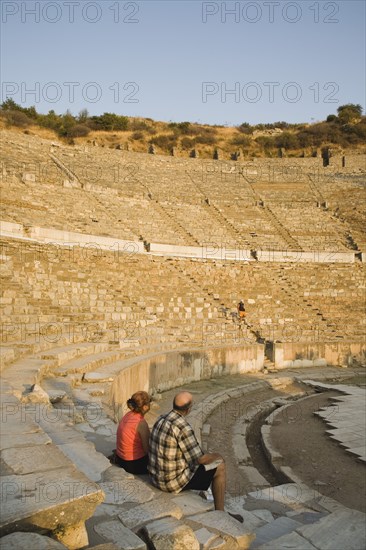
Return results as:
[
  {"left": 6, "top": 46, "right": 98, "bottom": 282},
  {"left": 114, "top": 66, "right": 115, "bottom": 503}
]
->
[
  {"left": 270, "top": 391, "right": 366, "bottom": 513},
  {"left": 204, "top": 387, "right": 280, "bottom": 495}
]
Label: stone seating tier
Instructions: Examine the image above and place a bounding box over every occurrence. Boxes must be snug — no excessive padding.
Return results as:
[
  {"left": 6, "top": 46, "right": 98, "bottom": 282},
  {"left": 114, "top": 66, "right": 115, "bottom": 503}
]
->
[
  {"left": 1, "top": 130, "right": 364, "bottom": 252},
  {"left": 1, "top": 239, "right": 365, "bottom": 355}
]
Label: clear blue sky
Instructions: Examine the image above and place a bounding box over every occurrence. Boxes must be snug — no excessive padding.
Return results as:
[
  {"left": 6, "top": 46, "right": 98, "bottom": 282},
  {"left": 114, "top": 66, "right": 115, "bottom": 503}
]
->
[{"left": 1, "top": 0, "right": 365, "bottom": 125}]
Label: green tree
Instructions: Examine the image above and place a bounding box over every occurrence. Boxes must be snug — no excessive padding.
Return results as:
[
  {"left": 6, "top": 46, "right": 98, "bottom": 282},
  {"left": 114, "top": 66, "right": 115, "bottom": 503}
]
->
[
  {"left": 91, "top": 113, "right": 128, "bottom": 131},
  {"left": 275, "top": 132, "right": 299, "bottom": 149},
  {"left": 1, "top": 98, "right": 21, "bottom": 111},
  {"left": 78, "top": 109, "right": 89, "bottom": 123},
  {"left": 326, "top": 114, "right": 337, "bottom": 123},
  {"left": 337, "top": 104, "right": 363, "bottom": 124}
]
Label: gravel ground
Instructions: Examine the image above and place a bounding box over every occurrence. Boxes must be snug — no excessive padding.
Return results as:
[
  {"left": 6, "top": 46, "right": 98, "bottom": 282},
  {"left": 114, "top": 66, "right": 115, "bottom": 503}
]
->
[{"left": 270, "top": 391, "right": 366, "bottom": 513}]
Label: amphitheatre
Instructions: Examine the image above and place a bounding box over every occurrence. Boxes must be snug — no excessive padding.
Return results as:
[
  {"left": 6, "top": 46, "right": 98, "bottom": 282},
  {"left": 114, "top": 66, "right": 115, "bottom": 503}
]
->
[{"left": 0, "top": 125, "right": 365, "bottom": 550}]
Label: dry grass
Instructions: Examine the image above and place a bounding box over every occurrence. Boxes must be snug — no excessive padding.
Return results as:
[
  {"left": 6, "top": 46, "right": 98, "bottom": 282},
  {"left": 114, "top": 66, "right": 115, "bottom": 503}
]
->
[{"left": 2, "top": 115, "right": 365, "bottom": 160}]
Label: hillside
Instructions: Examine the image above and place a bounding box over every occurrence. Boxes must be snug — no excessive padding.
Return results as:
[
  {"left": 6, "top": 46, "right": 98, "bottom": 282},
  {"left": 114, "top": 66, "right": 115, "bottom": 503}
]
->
[{"left": 1, "top": 100, "right": 365, "bottom": 160}]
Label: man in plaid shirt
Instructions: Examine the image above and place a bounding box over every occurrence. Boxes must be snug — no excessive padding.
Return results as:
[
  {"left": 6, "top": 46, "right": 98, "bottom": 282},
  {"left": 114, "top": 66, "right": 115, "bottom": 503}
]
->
[{"left": 148, "top": 391, "right": 226, "bottom": 511}]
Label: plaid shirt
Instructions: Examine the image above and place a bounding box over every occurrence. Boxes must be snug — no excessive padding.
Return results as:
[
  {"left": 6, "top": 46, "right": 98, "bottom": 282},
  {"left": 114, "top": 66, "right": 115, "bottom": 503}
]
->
[{"left": 148, "top": 410, "right": 204, "bottom": 493}]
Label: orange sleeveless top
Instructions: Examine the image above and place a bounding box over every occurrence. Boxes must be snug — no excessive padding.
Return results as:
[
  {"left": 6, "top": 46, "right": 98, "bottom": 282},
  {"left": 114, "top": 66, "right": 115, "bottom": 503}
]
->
[{"left": 116, "top": 411, "right": 146, "bottom": 461}]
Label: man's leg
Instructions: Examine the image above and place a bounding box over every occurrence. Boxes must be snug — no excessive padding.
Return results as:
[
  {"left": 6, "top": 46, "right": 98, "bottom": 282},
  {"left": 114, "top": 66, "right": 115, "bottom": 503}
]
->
[
  {"left": 211, "top": 461, "right": 226, "bottom": 510},
  {"left": 211, "top": 463, "right": 243, "bottom": 523}
]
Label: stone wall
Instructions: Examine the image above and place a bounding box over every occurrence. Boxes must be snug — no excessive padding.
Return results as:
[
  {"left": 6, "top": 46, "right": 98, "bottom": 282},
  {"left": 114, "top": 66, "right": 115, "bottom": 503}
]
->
[
  {"left": 1, "top": 236, "right": 364, "bottom": 349},
  {"left": 110, "top": 344, "right": 264, "bottom": 419},
  {"left": 273, "top": 341, "right": 366, "bottom": 369},
  {"left": 329, "top": 153, "right": 366, "bottom": 171}
]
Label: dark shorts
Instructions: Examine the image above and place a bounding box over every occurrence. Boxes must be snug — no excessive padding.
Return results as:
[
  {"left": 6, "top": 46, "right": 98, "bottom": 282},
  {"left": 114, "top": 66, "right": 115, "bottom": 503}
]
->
[
  {"left": 115, "top": 454, "right": 148, "bottom": 475},
  {"left": 182, "top": 465, "right": 216, "bottom": 491}
]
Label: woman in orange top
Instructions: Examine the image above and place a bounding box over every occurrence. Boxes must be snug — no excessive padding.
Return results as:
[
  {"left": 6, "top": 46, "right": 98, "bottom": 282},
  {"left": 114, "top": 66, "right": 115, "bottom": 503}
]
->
[{"left": 115, "top": 391, "right": 151, "bottom": 474}]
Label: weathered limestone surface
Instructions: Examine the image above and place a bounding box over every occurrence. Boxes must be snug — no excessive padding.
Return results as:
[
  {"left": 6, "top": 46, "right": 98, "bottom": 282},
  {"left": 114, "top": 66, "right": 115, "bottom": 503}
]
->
[
  {"left": 0, "top": 431, "right": 52, "bottom": 450},
  {"left": 256, "top": 531, "right": 318, "bottom": 550},
  {"left": 0, "top": 532, "right": 67, "bottom": 549},
  {"left": 1, "top": 444, "right": 72, "bottom": 475},
  {"left": 296, "top": 509, "right": 366, "bottom": 550},
  {"left": 187, "top": 511, "right": 255, "bottom": 548},
  {"left": 247, "top": 484, "right": 321, "bottom": 508},
  {"left": 58, "top": 440, "right": 111, "bottom": 482},
  {"left": 88, "top": 545, "right": 120, "bottom": 550},
  {"left": 172, "top": 493, "right": 215, "bottom": 516},
  {"left": 139, "top": 517, "right": 199, "bottom": 550},
  {"left": 0, "top": 467, "right": 104, "bottom": 538},
  {"left": 53, "top": 521, "right": 89, "bottom": 550},
  {"left": 119, "top": 499, "right": 183, "bottom": 530},
  {"left": 1, "top": 128, "right": 365, "bottom": 550},
  {"left": 99, "top": 478, "right": 154, "bottom": 505},
  {"left": 94, "top": 520, "right": 146, "bottom": 550},
  {"left": 251, "top": 517, "right": 303, "bottom": 548},
  {"left": 194, "top": 526, "right": 220, "bottom": 547}
]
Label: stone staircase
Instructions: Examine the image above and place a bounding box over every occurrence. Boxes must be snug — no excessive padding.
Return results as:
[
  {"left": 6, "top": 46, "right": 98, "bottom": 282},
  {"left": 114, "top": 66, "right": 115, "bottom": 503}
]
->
[{"left": 2, "top": 129, "right": 364, "bottom": 253}]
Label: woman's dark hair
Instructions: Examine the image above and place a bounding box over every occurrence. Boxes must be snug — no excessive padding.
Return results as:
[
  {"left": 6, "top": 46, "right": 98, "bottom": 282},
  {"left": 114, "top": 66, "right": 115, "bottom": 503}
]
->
[{"left": 127, "top": 391, "right": 150, "bottom": 413}]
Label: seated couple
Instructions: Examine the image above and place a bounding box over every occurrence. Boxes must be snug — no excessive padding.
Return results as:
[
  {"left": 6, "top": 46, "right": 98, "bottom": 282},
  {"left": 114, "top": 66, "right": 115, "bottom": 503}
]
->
[{"left": 115, "top": 390, "right": 242, "bottom": 520}]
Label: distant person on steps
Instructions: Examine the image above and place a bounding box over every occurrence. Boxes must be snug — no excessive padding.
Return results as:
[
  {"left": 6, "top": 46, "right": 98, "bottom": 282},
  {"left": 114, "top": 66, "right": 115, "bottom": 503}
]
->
[{"left": 237, "top": 300, "right": 246, "bottom": 320}]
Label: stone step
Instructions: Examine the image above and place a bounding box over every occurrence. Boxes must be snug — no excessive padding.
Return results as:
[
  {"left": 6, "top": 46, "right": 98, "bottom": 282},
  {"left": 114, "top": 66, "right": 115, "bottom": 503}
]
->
[
  {"left": 55, "top": 349, "right": 125, "bottom": 377},
  {"left": 0, "top": 393, "right": 105, "bottom": 547},
  {"left": 40, "top": 342, "right": 111, "bottom": 367},
  {"left": 187, "top": 510, "right": 255, "bottom": 548},
  {"left": 251, "top": 516, "right": 303, "bottom": 548},
  {"left": 0, "top": 347, "right": 15, "bottom": 371},
  {"left": 0, "top": 467, "right": 104, "bottom": 547},
  {"left": 2, "top": 357, "right": 55, "bottom": 393},
  {"left": 296, "top": 509, "right": 366, "bottom": 550},
  {"left": 94, "top": 520, "right": 147, "bottom": 550},
  {"left": 139, "top": 517, "right": 199, "bottom": 550}
]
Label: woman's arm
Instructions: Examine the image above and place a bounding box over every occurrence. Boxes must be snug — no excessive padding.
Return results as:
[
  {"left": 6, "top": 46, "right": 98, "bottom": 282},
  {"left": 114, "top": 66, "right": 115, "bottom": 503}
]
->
[{"left": 137, "top": 420, "right": 150, "bottom": 455}]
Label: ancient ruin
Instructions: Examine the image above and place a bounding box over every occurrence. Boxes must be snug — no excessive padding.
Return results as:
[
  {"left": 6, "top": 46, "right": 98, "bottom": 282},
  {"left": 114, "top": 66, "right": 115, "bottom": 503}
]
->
[{"left": 0, "top": 128, "right": 365, "bottom": 549}]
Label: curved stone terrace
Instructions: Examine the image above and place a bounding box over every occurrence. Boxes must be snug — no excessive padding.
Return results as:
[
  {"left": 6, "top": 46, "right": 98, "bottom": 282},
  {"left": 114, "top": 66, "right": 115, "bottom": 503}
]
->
[{"left": 1, "top": 330, "right": 365, "bottom": 549}]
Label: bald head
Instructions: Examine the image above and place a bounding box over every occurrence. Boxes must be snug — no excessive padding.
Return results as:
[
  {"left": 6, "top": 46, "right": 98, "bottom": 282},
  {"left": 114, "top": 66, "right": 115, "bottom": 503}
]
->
[{"left": 173, "top": 392, "right": 193, "bottom": 413}]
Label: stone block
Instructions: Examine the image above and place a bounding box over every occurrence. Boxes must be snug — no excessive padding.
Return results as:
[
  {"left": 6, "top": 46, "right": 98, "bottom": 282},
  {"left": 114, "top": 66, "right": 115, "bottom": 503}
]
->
[
  {"left": 83, "top": 373, "right": 115, "bottom": 383},
  {"left": 172, "top": 493, "right": 214, "bottom": 516},
  {"left": 102, "top": 466, "right": 134, "bottom": 482},
  {"left": 0, "top": 532, "right": 67, "bottom": 549},
  {"left": 251, "top": 510, "right": 274, "bottom": 523},
  {"left": 194, "top": 527, "right": 220, "bottom": 548},
  {"left": 208, "top": 537, "right": 228, "bottom": 548},
  {"left": 53, "top": 520, "right": 89, "bottom": 550},
  {"left": 119, "top": 498, "right": 182, "bottom": 530},
  {"left": 59, "top": 441, "right": 111, "bottom": 482},
  {"left": 202, "top": 424, "right": 211, "bottom": 436},
  {"left": 1, "top": 444, "right": 71, "bottom": 475},
  {"left": 88, "top": 545, "right": 120, "bottom": 550},
  {"left": 251, "top": 517, "right": 302, "bottom": 548},
  {"left": 47, "top": 390, "right": 67, "bottom": 403},
  {"left": 94, "top": 520, "right": 146, "bottom": 549},
  {"left": 247, "top": 484, "right": 320, "bottom": 508},
  {"left": 0, "top": 468, "right": 104, "bottom": 534},
  {"left": 256, "top": 531, "right": 318, "bottom": 549},
  {"left": 139, "top": 517, "right": 199, "bottom": 550},
  {"left": 99, "top": 478, "right": 154, "bottom": 505},
  {"left": 296, "top": 509, "right": 366, "bottom": 550},
  {"left": 187, "top": 511, "right": 255, "bottom": 548},
  {"left": 0, "top": 416, "right": 41, "bottom": 436},
  {"left": 22, "top": 173, "right": 36, "bottom": 182},
  {"left": 0, "top": 431, "right": 52, "bottom": 450}
]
